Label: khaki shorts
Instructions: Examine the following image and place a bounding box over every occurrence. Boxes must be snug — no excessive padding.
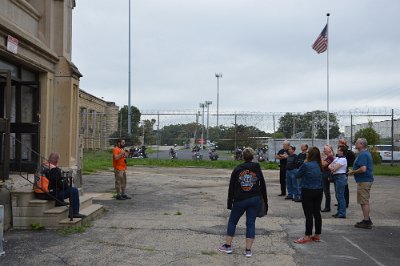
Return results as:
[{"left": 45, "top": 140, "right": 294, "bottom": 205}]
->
[{"left": 357, "top": 182, "right": 373, "bottom": 205}]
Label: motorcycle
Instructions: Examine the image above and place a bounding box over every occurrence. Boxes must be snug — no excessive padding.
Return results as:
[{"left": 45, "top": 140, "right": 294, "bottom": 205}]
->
[
  {"left": 169, "top": 147, "right": 177, "bottom": 159},
  {"left": 234, "top": 147, "right": 243, "bottom": 161},
  {"left": 209, "top": 149, "right": 219, "bottom": 161},
  {"left": 129, "top": 146, "right": 148, "bottom": 158},
  {"left": 192, "top": 151, "right": 203, "bottom": 160}
]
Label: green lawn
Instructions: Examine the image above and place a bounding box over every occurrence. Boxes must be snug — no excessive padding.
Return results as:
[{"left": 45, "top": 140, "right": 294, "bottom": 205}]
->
[
  {"left": 82, "top": 150, "right": 399, "bottom": 176},
  {"left": 82, "top": 150, "right": 278, "bottom": 174}
]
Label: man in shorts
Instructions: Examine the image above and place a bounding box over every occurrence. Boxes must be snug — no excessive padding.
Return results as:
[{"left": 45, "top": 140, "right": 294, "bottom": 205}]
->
[{"left": 349, "top": 138, "right": 374, "bottom": 229}]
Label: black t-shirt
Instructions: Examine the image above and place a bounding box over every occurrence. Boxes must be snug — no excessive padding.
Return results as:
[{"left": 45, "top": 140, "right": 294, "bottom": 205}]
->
[{"left": 277, "top": 149, "right": 288, "bottom": 167}]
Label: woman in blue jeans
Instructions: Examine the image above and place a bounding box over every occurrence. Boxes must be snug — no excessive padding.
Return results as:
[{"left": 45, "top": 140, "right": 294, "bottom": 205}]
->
[
  {"left": 218, "top": 148, "right": 268, "bottom": 257},
  {"left": 328, "top": 146, "right": 348, "bottom": 218},
  {"left": 294, "top": 146, "right": 323, "bottom": 244}
]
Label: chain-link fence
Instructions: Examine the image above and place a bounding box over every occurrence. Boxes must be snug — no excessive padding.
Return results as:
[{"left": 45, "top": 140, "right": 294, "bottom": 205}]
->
[{"left": 141, "top": 109, "right": 400, "bottom": 158}]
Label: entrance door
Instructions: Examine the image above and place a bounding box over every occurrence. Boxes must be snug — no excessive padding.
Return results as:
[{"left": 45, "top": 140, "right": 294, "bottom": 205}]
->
[{"left": 0, "top": 70, "right": 40, "bottom": 176}]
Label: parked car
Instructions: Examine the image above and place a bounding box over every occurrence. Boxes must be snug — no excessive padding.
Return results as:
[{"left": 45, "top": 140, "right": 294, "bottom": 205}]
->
[{"left": 374, "top": 145, "right": 400, "bottom": 161}]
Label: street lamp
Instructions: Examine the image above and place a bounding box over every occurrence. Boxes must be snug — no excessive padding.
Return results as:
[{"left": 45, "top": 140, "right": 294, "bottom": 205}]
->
[
  {"left": 205, "top": 101, "right": 212, "bottom": 143},
  {"left": 215, "top": 73, "right": 223, "bottom": 126},
  {"left": 199, "top": 103, "right": 205, "bottom": 147}
]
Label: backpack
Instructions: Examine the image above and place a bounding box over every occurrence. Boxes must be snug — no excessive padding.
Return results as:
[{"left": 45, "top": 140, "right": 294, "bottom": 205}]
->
[{"left": 33, "top": 175, "right": 50, "bottom": 194}]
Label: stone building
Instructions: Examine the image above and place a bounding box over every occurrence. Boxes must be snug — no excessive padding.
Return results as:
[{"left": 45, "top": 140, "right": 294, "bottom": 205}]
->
[
  {"left": 1, "top": 0, "right": 81, "bottom": 179},
  {"left": 79, "top": 89, "right": 119, "bottom": 151}
]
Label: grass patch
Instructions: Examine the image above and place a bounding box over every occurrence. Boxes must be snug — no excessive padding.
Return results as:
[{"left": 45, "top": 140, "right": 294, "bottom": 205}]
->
[
  {"left": 82, "top": 149, "right": 279, "bottom": 174},
  {"left": 30, "top": 223, "right": 45, "bottom": 230},
  {"left": 58, "top": 220, "right": 92, "bottom": 236},
  {"left": 201, "top": 250, "right": 218, "bottom": 256},
  {"left": 138, "top": 247, "right": 156, "bottom": 252},
  {"left": 373, "top": 164, "right": 400, "bottom": 176},
  {"left": 174, "top": 211, "right": 182, "bottom": 215},
  {"left": 83, "top": 150, "right": 399, "bottom": 176},
  {"left": 82, "top": 150, "right": 113, "bottom": 174}
]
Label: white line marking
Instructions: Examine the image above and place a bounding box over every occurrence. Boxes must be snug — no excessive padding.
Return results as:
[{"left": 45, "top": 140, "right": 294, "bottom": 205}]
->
[{"left": 343, "top": 236, "right": 386, "bottom": 266}]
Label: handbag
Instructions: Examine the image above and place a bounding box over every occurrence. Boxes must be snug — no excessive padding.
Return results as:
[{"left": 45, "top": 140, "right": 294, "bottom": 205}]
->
[{"left": 257, "top": 198, "right": 268, "bottom": 218}]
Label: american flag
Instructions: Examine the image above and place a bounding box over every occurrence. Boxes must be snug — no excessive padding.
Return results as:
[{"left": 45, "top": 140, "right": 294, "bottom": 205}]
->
[{"left": 312, "top": 24, "right": 328, "bottom": 54}]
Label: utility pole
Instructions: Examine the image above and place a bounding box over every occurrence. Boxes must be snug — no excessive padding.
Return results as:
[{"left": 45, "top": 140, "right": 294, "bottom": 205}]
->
[
  {"left": 215, "top": 73, "right": 223, "bottom": 126},
  {"left": 205, "top": 101, "right": 212, "bottom": 142},
  {"left": 199, "top": 103, "right": 205, "bottom": 148}
]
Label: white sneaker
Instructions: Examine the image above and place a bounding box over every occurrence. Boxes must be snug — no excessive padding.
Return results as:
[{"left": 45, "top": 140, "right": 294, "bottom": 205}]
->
[
  {"left": 218, "top": 244, "right": 232, "bottom": 254},
  {"left": 244, "top": 249, "right": 252, "bottom": 257}
]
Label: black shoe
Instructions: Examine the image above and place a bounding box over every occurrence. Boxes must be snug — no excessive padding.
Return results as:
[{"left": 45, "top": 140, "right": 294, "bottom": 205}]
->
[
  {"left": 355, "top": 220, "right": 372, "bottom": 229},
  {"left": 332, "top": 214, "right": 346, "bottom": 218},
  {"left": 321, "top": 208, "right": 331, "bottom": 212},
  {"left": 334, "top": 204, "right": 338, "bottom": 206},
  {"left": 294, "top": 199, "right": 302, "bottom": 202},
  {"left": 122, "top": 194, "right": 132, "bottom": 199},
  {"left": 116, "top": 194, "right": 126, "bottom": 200},
  {"left": 69, "top": 213, "right": 87, "bottom": 219},
  {"left": 55, "top": 201, "right": 68, "bottom": 207},
  {"left": 284, "top": 196, "right": 293, "bottom": 200}
]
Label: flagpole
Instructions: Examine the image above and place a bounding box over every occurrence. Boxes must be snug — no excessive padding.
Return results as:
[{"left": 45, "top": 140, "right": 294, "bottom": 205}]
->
[{"left": 326, "top": 13, "right": 330, "bottom": 145}]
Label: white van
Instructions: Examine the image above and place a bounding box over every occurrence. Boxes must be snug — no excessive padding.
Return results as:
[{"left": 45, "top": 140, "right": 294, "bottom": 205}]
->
[{"left": 374, "top": 145, "right": 400, "bottom": 161}]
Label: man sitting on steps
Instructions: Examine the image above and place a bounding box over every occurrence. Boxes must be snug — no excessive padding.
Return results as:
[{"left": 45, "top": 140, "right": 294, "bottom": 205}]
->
[{"left": 46, "top": 152, "right": 86, "bottom": 219}]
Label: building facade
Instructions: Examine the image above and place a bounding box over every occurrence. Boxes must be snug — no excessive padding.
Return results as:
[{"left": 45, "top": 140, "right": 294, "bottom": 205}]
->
[
  {"left": 79, "top": 89, "right": 119, "bottom": 151},
  {"left": 1, "top": 0, "right": 81, "bottom": 179},
  {"left": 344, "top": 119, "right": 400, "bottom": 143}
]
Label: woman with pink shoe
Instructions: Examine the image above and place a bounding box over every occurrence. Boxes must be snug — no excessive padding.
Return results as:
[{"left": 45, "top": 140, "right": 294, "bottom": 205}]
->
[{"left": 294, "top": 146, "right": 323, "bottom": 244}]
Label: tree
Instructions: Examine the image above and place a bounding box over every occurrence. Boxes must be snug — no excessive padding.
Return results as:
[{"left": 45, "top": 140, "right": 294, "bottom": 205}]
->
[
  {"left": 277, "top": 110, "right": 340, "bottom": 139},
  {"left": 354, "top": 121, "right": 380, "bottom": 146},
  {"left": 109, "top": 105, "right": 141, "bottom": 146},
  {"left": 139, "top": 119, "right": 157, "bottom": 145}
]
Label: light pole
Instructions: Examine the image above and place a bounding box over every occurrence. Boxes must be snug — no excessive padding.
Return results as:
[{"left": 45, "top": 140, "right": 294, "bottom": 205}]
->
[
  {"left": 215, "top": 73, "right": 223, "bottom": 126},
  {"left": 199, "top": 103, "right": 205, "bottom": 148},
  {"left": 205, "top": 101, "right": 212, "bottom": 143},
  {"left": 128, "top": 0, "right": 132, "bottom": 135}
]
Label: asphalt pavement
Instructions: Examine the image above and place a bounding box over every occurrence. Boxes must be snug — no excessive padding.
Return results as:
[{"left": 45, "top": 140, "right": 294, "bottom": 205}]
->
[{"left": 1, "top": 167, "right": 399, "bottom": 265}]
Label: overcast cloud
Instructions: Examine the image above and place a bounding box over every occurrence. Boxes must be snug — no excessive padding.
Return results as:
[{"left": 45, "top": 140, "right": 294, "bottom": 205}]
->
[{"left": 72, "top": 0, "right": 400, "bottom": 115}]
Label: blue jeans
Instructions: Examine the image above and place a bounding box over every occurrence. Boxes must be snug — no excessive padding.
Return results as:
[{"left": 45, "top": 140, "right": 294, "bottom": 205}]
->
[
  {"left": 227, "top": 196, "right": 260, "bottom": 239},
  {"left": 52, "top": 187, "right": 80, "bottom": 214},
  {"left": 296, "top": 177, "right": 302, "bottom": 199},
  {"left": 288, "top": 169, "right": 300, "bottom": 200},
  {"left": 286, "top": 169, "right": 296, "bottom": 198},
  {"left": 333, "top": 174, "right": 347, "bottom": 217}
]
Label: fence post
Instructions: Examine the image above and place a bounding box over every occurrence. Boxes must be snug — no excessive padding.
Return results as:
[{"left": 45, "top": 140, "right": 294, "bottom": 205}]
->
[
  {"left": 0, "top": 205, "right": 5, "bottom": 256},
  {"left": 391, "top": 109, "right": 394, "bottom": 164}
]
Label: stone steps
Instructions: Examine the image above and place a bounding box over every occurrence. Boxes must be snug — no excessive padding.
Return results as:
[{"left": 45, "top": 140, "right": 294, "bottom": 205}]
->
[{"left": 11, "top": 191, "right": 105, "bottom": 229}]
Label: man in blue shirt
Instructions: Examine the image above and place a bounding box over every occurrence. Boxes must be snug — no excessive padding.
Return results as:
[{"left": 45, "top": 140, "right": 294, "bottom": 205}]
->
[{"left": 349, "top": 138, "right": 374, "bottom": 229}]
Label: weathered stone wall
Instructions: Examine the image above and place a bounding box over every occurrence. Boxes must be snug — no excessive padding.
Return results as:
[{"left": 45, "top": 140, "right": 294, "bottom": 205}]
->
[{"left": 79, "top": 89, "right": 119, "bottom": 150}]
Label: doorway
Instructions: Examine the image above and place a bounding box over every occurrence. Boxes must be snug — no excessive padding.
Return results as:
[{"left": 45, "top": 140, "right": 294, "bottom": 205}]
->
[{"left": 0, "top": 69, "right": 40, "bottom": 178}]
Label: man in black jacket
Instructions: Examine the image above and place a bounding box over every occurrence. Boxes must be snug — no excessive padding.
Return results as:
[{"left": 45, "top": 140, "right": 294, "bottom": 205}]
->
[{"left": 47, "top": 152, "right": 86, "bottom": 219}]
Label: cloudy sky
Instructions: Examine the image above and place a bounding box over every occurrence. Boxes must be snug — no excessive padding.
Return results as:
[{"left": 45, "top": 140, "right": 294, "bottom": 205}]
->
[{"left": 72, "top": 0, "right": 400, "bottom": 115}]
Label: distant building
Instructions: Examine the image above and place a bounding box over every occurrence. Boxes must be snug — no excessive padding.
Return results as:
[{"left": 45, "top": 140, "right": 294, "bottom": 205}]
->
[
  {"left": 79, "top": 90, "right": 119, "bottom": 150},
  {"left": 344, "top": 119, "right": 400, "bottom": 141}
]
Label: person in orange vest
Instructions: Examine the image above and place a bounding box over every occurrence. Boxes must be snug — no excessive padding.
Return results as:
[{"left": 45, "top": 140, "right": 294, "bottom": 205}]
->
[{"left": 113, "top": 139, "right": 131, "bottom": 200}]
